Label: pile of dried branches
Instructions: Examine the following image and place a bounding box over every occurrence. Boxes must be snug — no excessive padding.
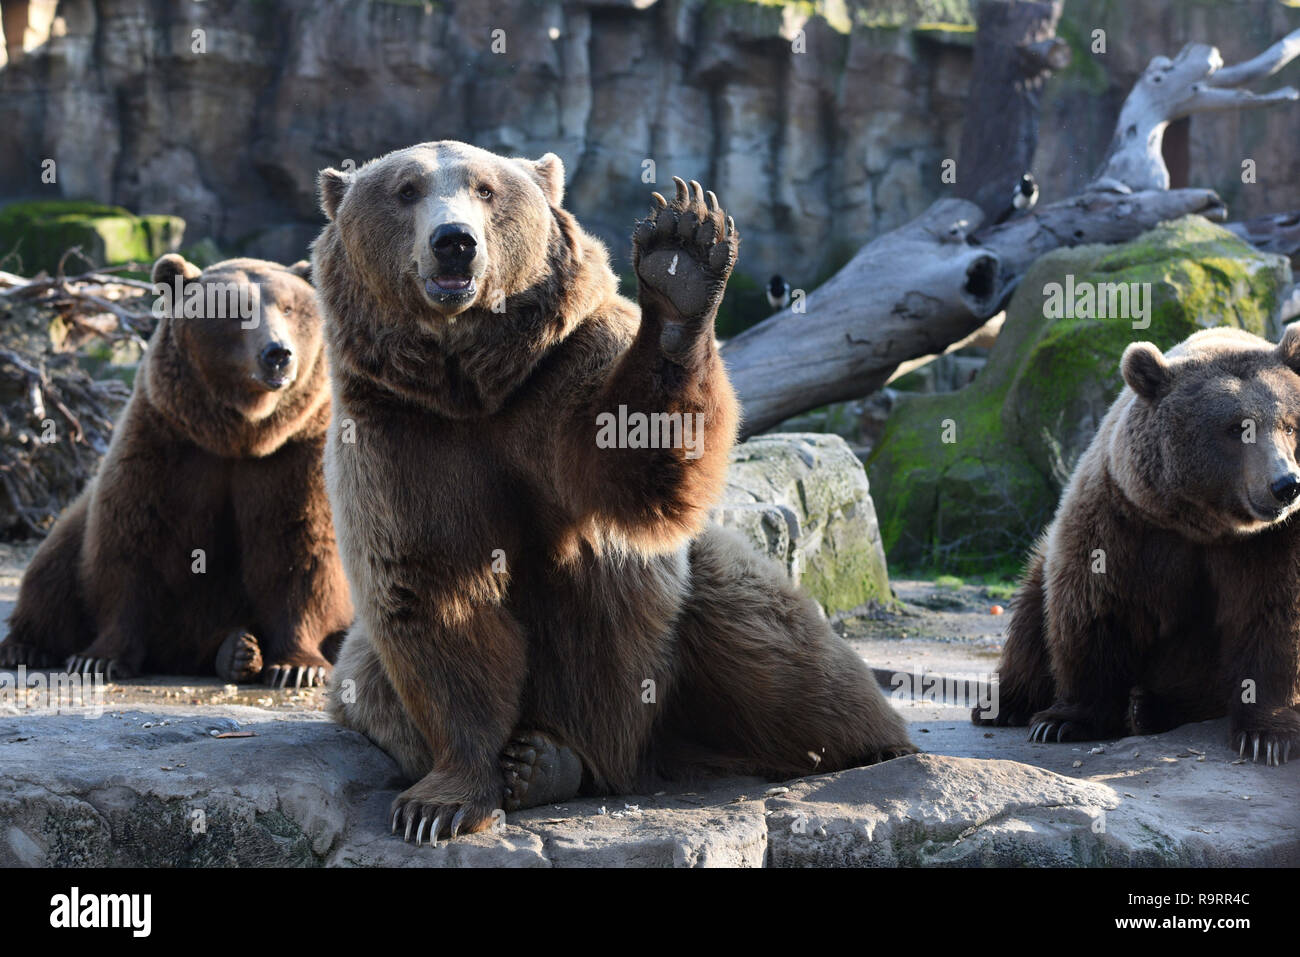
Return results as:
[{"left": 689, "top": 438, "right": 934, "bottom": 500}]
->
[{"left": 0, "top": 250, "right": 154, "bottom": 536}]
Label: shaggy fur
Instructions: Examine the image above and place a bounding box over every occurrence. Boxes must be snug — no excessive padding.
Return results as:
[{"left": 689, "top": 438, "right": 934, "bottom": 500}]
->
[
  {"left": 317, "top": 140, "right": 915, "bottom": 843},
  {"left": 977, "top": 326, "right": 1300, "bottom": 765},
  {"left": 0, "top": 256, "right": 352, "bottom": 685}
]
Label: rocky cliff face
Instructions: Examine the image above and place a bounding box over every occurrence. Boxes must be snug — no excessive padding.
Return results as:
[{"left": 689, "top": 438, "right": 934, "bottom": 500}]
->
[
  {"left": 0, "top": 0, "right": 973, "bottom": 319},
  {"left": 1, "top": 0, "right": 1298, "bottom": 326}
]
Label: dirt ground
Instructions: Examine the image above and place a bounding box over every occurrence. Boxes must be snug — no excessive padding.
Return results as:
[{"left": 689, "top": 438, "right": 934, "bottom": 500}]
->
[{"left": 0, "top": 538, "right": 1015, "bottom": 706}]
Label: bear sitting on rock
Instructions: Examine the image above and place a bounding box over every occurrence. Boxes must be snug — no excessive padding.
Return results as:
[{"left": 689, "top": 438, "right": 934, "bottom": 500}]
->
[
  {"left": 315, "top": 140, "right": 916, "bottom": 844},
  {"left": 977, "top": 326, "right": 1300, "bottom": 765},
  {"left": 0, "top": 256, "right": 352, "bottom": 686}
]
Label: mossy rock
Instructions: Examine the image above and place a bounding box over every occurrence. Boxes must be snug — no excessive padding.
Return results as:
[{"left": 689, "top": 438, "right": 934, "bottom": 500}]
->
[
  {"left": 0, "top": 199, "right": 185, "bottom": 276},
  {"left": 867, "top": 215, "right": 1293, "bottom": 576},
  {"left": 718, "top": 433, "right": 891, "bottom": 614}
]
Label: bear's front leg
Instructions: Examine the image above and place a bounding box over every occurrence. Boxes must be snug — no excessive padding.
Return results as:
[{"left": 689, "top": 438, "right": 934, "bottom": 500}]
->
[
  {"left": 1221, "top": 613, "right": 1300, "bottom": 766},
  {"left": 377, "top": 600, "right": 528, "bottom": 845},
  {"left": 565, "top": 178, "right": 740, "bottom": 543},
  {"left": 233, "top": 445, "right": 353, "bottom": 687}
]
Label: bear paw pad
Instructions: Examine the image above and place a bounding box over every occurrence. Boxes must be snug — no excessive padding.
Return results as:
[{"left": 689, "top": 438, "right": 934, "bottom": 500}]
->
[
  {"left": 633, "top": 176, "right": 738, "bottom": 335},
  {"left": 215, "top": 631, "right": 264, "bottom": 684},
  {"left": 501, "top": 730, "right": 585, "bottom": 811}
]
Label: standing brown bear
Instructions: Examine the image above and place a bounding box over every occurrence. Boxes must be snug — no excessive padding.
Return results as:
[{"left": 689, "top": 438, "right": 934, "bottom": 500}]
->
[
  {"left": 316, "top": 140, "right": 915, "bottom": 844},
  {"left": 977, "top": 327, "right": 1300, "bottom": 765},
  {"left": 0, "top": 256, "right": 352, "bottom": 686}
]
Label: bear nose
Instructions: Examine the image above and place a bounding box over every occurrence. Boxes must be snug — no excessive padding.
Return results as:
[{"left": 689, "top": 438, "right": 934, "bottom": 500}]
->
[
  {"left": 260, "top": 343, "right": 293, "bottom": 373},
  {"left": 430, "top": 223, "right": 477, "bottom": 271},
  {"left": 1270, "top": 473, "right": 1300, "bottom": 505}
]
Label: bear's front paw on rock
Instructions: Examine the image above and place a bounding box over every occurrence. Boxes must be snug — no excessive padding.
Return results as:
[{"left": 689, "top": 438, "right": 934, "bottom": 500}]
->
[
  {"left": 1232, "top": 709, "right": 1300, "bottom": 766},
  {"left": 0, "top": 639, "right": 58, "bottom": 669},
  {"left": 633, "top": 176, "right": 738, "bottom": 354},
  {"left": 390, "top": 772, "right": 499, "bottom": 846}
]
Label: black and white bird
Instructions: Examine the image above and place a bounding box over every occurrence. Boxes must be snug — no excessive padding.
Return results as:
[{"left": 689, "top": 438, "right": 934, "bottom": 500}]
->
[
  {"left": 993, "top": 173, "right": 1039, "bottom": 225},
  {"left": 766, "top": 274, "right": 791, "bottom": 311}
]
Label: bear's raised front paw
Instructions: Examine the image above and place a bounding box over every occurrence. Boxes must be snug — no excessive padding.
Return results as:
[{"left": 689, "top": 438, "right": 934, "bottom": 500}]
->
[
  {"left": 633, "top": 176, "right": 738, "bottom": 351},
  {"left": 0, "top": 639, "right": 58, "bottom": 669},
  {"left": 215, "top": 631, "right": 264, "bottom": 683},
  {"left": 263, "top": 659, "right": 330, "bottom": 689},
  {"left": 501, "top": 730, "right": 585, "bottom": 811},
  {"left": 65, "top": 653, "right": 131, "bottom": 682},
  {"left": 390, "top": 773, "right": 499, "bottom": 847}
]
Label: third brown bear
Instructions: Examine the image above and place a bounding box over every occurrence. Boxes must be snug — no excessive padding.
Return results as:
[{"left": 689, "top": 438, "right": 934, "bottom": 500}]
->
[{"left": 978, "top": 326, "right": 1300, "bottom": 765}]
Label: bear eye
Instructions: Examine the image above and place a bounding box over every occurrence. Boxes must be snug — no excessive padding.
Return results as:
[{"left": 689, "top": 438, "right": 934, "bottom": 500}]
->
[
  {"left": 477, "top": 185, "right": 494, "bottom": 201},
  {"left": 397, "top": 183, "right": 419, "bottom": 202}
]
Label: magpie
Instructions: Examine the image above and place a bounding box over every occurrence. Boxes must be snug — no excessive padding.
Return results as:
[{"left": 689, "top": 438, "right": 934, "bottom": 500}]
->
[
  {"left": 766, "top": 274, "right": 791, "bottom": 311},
  {"left": 993, "top": 173, "right": 1038, "bottom": 225}
]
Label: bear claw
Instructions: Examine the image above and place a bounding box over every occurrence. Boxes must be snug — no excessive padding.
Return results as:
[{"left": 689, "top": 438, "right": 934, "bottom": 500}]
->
[
  {"left": 65, "top": 654, "right": 127, "bottom": 681},
  {"left": 389, "top": 780, "right": 496, "bottom": 847},
  {"left": 263, "top": 663, "right": 330, "bottom": 689},
  {"left": 1236, "top": 732, "right": 1293, "bottom": 766}
]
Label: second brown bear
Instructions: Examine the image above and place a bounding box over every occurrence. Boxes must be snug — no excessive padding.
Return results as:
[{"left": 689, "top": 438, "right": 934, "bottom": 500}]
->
[{"left": 0, "top": 255, "right": 352, "bottom": 686}]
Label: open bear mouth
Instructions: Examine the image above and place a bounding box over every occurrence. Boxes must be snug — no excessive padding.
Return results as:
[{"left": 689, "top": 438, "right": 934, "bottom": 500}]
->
[{"left": 425, "top": 275, "right": 477, "bottom": 299}]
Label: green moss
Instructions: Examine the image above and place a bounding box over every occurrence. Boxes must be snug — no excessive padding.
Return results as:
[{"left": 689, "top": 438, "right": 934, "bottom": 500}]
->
[
  {"left": 868, "top": 216, "right": 1293, "bottom": 575},
  {"left": 0, "top": 199, "right": 185, "bottom": 276}
]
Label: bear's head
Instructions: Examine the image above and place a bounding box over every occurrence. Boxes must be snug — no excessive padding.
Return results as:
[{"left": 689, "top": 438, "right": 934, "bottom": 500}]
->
[
  {"left": 1117, "top": 324, "right": 1300, "bottom": 539},
  {"left": 318, "top": 141, "right": 567, "bottom": 322},
  {"left": 312, "top": 140, "right": 618, "bottom": 417},
  {"left": 146, "top": 254, "right": 331, "bottom": 456}
]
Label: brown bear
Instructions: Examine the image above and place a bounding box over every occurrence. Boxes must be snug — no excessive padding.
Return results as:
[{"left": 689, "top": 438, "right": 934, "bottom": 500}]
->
[
  {"left": 0, "top": 256, "right": 352, "bottom": 687},
  {"left": 315, "top": 140, "right": 915, "bottom": 844},
  {"left": 977, "top": 326, "right": 1300, "bottom": 765}
]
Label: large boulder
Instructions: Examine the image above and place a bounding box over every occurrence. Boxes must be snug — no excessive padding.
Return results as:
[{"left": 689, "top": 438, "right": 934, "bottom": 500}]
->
[
  {"left": 717, "top": 433, "right": 890, "bottom": 615},
  {"left": 867, "top": 215, "right": 1293, "bottom": 575},
  {"left": 0, "top": 200, "right": 184, "bottom": 275}
]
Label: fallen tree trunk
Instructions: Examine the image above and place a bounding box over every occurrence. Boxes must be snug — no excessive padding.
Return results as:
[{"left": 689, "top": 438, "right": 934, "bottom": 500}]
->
[
  {"left": 722, "top": 28, "right": 1300, "bottom": 439},
  {"left": 724, "top": 188, "right": 1226, "bottom": 437}
]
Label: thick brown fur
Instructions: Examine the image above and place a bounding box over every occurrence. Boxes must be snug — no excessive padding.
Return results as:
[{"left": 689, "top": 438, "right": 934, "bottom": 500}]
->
[
  {"left": 976, "top": 326, "right": 1300, "bottom": 766},
  {"left": 0, "top": 257, "right": 353, "bottom": 685},
  {"left": 317, "top": 140, "right": 915, "bottom": 843}
]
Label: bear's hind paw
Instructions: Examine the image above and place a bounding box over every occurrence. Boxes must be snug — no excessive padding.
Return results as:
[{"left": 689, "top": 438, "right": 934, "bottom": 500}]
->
[
  {"left": 500, "top": 730, "right": 585, "bottom": 811},
  {"left": 215, "top": 631, "right": 264, "bottom": 683}
]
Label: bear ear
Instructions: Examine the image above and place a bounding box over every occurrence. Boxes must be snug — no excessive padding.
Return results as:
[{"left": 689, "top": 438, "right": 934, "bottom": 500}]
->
[
  {"left": 319, "top": 167, "right": 353, "bottom": 221},
  {"left": 288, "top": 259, "right": 312, "bottom": 284},
  {"left": 1122, "top": 341, "right": 1173, "bottom": 401},
  {"left": 151, "top": 253, "right": 201, "bottom": 289},
  {"left": 1277, "top": 322, "right": 1300, "bottom": 373},
  {"left": 520, "top": 153, "right": 564, "bottom": 206}
]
